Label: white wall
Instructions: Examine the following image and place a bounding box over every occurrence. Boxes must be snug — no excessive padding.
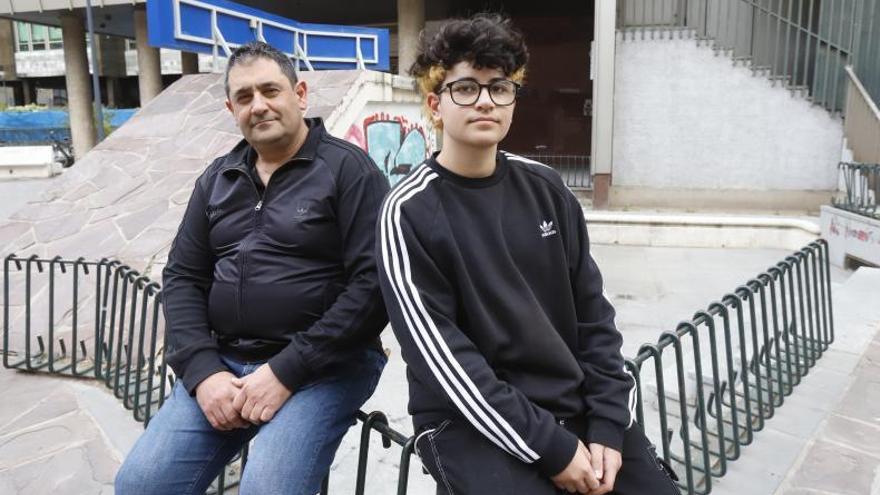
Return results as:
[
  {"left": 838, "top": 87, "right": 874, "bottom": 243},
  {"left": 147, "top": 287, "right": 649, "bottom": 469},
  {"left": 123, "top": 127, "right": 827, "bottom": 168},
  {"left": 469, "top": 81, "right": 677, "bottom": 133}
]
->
[
  {"left": 613, "top": 34, "right": 843, "bottom": 191},
  {"left": 15, "top": 47, "right": 214, "bottom": 78}
]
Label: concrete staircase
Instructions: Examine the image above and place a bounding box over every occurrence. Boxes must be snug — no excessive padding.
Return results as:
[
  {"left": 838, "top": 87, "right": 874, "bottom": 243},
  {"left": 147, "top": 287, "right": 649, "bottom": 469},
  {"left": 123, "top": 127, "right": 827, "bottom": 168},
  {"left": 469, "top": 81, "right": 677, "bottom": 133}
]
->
[{"left": 612, "top": 30, "right": 843, "bottom": 212}]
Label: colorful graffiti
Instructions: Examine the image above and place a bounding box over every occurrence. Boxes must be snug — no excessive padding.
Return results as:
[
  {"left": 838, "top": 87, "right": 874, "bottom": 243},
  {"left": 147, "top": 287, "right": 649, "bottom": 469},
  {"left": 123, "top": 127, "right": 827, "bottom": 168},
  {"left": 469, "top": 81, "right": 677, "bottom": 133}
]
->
[{"left": 345, "top": 112, "right": 431, "bottom": 186}]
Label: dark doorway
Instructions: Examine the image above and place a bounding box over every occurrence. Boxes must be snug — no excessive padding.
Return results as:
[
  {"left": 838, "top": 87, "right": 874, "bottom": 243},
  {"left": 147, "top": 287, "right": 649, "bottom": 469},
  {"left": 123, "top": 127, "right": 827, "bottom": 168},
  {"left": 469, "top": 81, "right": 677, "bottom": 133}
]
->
[{"left": 442, "top": 1, "right": 593, "bottom": 158}]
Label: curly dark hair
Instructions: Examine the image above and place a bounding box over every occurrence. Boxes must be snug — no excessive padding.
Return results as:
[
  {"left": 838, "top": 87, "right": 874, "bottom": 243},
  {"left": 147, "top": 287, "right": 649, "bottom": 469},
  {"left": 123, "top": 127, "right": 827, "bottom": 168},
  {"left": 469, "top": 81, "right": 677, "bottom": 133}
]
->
[{"left": 410, "top": 13, "right": 529, "bottom": 95}]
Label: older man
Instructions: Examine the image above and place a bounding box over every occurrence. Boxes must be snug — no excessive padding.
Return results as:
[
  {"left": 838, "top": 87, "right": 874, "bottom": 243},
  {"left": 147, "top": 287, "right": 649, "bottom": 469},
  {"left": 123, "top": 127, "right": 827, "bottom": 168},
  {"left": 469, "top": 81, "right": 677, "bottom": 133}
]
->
[{"left": 115, "top": 41, "right": 389, "bottom": 495}]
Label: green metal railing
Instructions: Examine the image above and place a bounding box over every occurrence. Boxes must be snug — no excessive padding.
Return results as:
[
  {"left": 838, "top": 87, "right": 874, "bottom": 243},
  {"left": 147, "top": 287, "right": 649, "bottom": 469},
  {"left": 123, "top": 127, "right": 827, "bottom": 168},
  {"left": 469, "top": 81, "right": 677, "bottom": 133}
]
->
[
  {"left": 1, "top": 255, "right": 416, "bottom": 495},
  {"left": 2, "top": 240, "right": 834, "bottom": 494},
  {"left": 618, "top": 0, "right": 880, "bottom": 115},
  {"left": 834, "top": 162, "right": 880, "bottom": 219},
  {"left": 625, "top": 240, "right": 834, "bottom": 494}
]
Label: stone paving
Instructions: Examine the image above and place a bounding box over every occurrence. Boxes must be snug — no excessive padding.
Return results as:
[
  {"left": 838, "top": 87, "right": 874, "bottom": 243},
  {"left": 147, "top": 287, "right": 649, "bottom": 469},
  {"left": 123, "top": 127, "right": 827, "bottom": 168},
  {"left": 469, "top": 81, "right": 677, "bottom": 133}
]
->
[
  {"left": 772, "top": 271, "right": 880, "bottom": 495},
  {"left": 708, "top": 267, "right": 880, "bottom": 495},
  {"left": 777, "top": 328, "right": 880, "bottom": 495},
  {"left": 0, "top": 368, "right": 138, "bottom": 494},
  {"left": 0, "top": 178, "right": 56, "bottom": 222}
]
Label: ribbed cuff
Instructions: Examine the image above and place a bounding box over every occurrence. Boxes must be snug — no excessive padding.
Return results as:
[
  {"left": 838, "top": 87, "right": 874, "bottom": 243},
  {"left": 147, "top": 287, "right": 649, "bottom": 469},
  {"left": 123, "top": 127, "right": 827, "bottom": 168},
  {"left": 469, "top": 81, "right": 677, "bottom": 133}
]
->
[
  {"left": 535, "top": 424, "right": 580, "bottom": 477},
  {"left": 585, "top": 417, "right": 625, "bottom": 453},
  {"left": 180, "top": 349, "right": 227, "bottom": 395},
  {"left": 267, "top": 344, "right": 311, "bottom": 393}
]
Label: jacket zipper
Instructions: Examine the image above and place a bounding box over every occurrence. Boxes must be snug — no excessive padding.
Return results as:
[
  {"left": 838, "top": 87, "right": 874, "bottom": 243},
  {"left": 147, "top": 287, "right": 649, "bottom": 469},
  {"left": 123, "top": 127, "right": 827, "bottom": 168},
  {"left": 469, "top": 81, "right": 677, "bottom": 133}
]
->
[
  {"left": 235, "top": 169, "right": 267, "bottom": 330},
  {"left": 232, "top": 158, "right": 303, "bottom": 330}
]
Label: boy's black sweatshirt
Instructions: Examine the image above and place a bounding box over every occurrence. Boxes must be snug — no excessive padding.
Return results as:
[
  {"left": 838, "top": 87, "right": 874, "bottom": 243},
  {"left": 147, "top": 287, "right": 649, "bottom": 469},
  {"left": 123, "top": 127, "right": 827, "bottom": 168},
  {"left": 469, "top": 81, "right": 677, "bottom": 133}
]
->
[{"left": 377, "top": 151, "right": 635, "bottom": 477}]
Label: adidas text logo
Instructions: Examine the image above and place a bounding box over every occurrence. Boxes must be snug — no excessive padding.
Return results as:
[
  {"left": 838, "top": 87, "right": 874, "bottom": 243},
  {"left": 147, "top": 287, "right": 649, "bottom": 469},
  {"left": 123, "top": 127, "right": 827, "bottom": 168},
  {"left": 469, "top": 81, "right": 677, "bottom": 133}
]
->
[{"left": 539, "top": 220, "right": 557, "bottom": 238}]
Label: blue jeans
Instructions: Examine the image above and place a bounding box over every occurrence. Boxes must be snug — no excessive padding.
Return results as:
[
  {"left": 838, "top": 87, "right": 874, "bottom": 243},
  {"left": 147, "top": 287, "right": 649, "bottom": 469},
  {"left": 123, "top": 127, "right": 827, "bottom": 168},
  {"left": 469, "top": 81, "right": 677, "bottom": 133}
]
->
[{"left": 115, "top": 348, "right": 386, "bottom": 495}]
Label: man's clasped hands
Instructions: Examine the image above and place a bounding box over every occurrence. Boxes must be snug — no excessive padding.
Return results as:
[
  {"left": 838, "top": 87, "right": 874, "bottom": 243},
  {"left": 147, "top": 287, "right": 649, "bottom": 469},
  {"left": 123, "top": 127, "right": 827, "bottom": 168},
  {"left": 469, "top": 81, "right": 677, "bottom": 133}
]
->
[{"left": 194, "top": 364, "right": 291, "bottom": 430}]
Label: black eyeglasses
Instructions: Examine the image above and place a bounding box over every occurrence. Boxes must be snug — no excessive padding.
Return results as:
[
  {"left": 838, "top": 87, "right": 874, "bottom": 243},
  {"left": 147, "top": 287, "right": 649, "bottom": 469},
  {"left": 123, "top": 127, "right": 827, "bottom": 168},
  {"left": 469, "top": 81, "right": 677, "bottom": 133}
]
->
[{"left": 435, "top": 78, "right": 521, "bottom": 106}]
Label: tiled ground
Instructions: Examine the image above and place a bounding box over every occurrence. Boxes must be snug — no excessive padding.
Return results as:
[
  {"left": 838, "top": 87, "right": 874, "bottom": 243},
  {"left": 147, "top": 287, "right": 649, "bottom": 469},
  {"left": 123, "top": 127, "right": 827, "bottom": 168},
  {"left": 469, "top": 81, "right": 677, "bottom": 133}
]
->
[{"left": 774, "top": 326, "right": 880, "bottom": 495}]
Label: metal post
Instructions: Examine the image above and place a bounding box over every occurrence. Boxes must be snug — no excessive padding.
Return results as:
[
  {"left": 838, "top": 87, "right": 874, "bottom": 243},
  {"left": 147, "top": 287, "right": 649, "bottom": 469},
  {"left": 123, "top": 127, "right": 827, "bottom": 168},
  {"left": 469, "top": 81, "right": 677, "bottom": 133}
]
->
[
  {"left": 792, "top": 0, "right": 804, "bottom": 89},
  {"left": 85, "top": 0, "right": 105, "bottom": 141},
  {"left": 805, "top": 0, "right": 817, "bottom": 97}
]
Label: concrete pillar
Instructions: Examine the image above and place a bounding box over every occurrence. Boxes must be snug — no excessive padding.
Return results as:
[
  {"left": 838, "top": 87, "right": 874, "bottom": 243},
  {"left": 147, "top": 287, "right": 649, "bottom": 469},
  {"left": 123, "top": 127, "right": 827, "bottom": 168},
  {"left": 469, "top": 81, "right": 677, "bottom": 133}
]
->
[
  {"left": 0, "top": 19, "right": 17, "bottom": 81},
  {"left": 396, "top": 0, "right": 424, "bottom": 76},
  {"left": 0, "top": 20, "right": 15, "bottom": 107},
  {"left": 12, "top": 83, "right": 24, "bottom": 106},
  {"left": 105, "top": 77, "right": 119, "bottom": 108},
  {"left": 60, "top": 13, "right": 97, "bottom": 159},
  {"left": 21, "top": 79, "right": 35, "bottom": 105},
  {"left": 590, "top": 0, "right": 617, "bottom": 209},
  {"left": 592, "top": 175, "right": 611, "bottom": 208},
  {"left": 180, "top": 51, "right": 199, "bottom": 74},
  {"left": 134, "top": 6, "right": 162, "bottom": 105}
]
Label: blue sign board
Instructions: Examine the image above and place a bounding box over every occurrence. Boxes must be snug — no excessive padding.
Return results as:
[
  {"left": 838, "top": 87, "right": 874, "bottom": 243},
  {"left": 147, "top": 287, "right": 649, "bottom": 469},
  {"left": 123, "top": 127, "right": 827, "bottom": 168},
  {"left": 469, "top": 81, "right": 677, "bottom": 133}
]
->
[{"left": 147, "top": 0, "right": 390, "bottom": 71}]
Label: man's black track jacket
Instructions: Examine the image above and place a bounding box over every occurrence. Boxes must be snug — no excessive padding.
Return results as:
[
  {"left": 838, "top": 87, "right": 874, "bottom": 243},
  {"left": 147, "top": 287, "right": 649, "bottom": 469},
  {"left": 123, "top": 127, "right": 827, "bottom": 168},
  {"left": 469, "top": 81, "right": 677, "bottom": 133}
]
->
[
  {"left": 377, "top": 152, "right": 636, "bottom": 477},
  {"left": 163, "top": 118, "right": 389, "bottom": 394}
]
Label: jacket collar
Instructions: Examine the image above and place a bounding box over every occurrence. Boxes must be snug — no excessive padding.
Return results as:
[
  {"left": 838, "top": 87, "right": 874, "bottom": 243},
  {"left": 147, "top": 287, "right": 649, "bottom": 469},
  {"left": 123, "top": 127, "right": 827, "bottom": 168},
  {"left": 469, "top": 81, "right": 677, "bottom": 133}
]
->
[{"left": 219, "top": 117, "right": 325, "bottom": 175}]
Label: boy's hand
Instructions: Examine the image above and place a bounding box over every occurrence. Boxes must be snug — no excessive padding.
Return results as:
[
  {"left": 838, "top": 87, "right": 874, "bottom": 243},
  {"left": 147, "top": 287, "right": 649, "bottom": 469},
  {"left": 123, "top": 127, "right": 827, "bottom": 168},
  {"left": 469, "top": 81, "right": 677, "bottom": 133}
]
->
[
  {"left": 551, "top": 440, "right": 601, "bottom": 493},
  {"left": 194, "top": 371, "right": 249, "bottom": 431},
  {"left": 586, "top": 443, "right": 622, "bottom": 495},
  {"left": 231, "top": 364, "right": 292, "bottom": 425}
]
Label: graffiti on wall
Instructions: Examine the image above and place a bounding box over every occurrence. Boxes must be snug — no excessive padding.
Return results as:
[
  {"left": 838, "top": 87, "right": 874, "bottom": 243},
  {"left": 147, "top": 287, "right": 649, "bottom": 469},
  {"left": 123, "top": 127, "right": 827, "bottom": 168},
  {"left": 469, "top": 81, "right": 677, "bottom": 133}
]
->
[
  {"left": 829, "top": 216, "right": 880, "bottom": 246},
  {"left": 345, "top": 112, "right": 432, "bottom": 186}
]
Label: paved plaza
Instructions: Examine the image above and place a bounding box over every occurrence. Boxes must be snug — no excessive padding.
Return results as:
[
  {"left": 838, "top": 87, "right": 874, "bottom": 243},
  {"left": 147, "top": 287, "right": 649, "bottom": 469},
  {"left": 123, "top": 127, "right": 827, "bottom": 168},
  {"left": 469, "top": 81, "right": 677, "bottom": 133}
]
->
[{"left": 2, "top": 240, "right": 877, "bottom": 494}]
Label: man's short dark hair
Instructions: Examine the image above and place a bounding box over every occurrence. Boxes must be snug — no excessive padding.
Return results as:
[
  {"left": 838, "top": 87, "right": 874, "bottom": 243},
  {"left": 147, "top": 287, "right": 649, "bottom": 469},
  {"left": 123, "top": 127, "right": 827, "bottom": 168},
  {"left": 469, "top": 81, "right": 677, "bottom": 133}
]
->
[
  {"left": 410, "top": 13, "right": 529, "bottom": 95},
  {"left": 224, "top": 41, "right": 299, "bottom": 96}
]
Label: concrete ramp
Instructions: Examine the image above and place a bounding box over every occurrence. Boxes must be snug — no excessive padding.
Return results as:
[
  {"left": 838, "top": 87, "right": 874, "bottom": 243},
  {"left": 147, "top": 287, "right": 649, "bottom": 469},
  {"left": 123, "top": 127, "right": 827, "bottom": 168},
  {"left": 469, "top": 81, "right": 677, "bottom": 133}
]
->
[
  {"left": 0, "top": 69, "right": 431, "bottom": 357},
  {"left": 0, "top": 70, "right": 429, "bottom": 273}
]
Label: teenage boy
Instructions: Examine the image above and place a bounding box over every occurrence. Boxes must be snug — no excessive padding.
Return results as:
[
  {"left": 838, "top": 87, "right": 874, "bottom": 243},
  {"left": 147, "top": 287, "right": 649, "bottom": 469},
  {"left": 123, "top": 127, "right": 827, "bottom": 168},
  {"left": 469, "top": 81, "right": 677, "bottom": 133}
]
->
[
  {"left": 115, "top": 42, "right": 388, "bottom": 495},
  {"left": 377, "top": 15, "right": 679, "bottom": 495}
]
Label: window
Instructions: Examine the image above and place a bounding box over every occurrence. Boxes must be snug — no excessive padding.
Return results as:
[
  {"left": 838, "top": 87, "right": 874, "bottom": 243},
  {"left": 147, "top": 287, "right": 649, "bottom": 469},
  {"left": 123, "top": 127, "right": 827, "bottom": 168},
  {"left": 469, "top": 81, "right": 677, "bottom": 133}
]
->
[
  {"left": 48, "top": 27, "right": 62, "bottom": 50},
  {"left": 14, "top": 22, "right": 63, "bottom": 52},
  {"left": 15, "top": 22, "right": 30, "bottom": 52},
  {"left": 31, "top": 24, "right": 47, "bottom": 50}
]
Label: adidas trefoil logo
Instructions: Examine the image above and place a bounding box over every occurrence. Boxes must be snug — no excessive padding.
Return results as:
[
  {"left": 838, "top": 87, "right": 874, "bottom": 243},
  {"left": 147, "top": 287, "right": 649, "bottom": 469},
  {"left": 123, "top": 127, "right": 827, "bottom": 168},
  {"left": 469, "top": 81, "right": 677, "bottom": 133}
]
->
[{"left": 539, "top": 220, "right": 557, "bottom": 238}]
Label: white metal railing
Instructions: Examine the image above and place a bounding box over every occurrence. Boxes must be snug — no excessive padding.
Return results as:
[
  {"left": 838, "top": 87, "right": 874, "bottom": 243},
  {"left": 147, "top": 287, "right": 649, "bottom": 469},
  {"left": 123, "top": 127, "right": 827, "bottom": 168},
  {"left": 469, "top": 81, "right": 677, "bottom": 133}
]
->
[
  {"left": 172, "top": 0, "right": 378, "bottom": 72},
  {"left": 843, "top": 66, "right": 880, "bottom": 164}
]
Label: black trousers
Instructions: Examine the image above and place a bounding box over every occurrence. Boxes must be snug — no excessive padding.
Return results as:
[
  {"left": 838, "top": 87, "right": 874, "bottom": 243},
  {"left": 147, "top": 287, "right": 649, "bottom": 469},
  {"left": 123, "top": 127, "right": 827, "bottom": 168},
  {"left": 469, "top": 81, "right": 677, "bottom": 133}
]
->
[{"left": 415, "top": 419, "right": 680, "bottom": 495}]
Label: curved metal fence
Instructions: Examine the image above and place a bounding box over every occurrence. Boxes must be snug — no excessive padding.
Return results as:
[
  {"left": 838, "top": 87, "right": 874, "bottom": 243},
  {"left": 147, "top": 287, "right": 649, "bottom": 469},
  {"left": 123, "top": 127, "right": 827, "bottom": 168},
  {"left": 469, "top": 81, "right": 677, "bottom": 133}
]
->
[
  {"left": 625, "top": 240, "right": 833, "bottom": 494},
  {"left": 1, "top": 255, "right": 415, "bottom": 495},
  {"left": 3, "top": 240, "right": 834, "bottom": 494}
]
